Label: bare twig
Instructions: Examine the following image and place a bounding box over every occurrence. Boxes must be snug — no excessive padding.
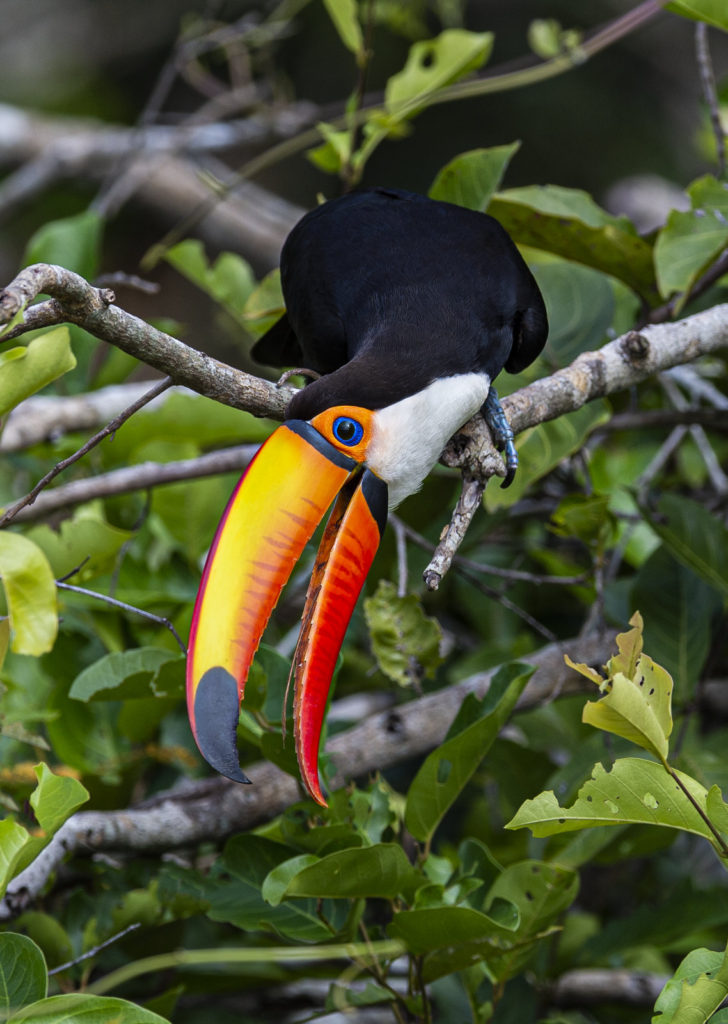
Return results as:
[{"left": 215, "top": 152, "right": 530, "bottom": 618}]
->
[
  {"left": 0, "top": 376, "right": 173, "bottom": 527},
  {"left": 57, "top": 581, "right": 186, "bottom": 653},
  {"left": 0, "top": 630, "right": 614, "bottom": 919},
  {"left": 8, "top": 445, "right": 258, "bottom": 524},
  {"left": 695, "top": 23, "right": 726, "bottom": 178},
  {"left": 49, "top": 923, "right": 142, "bottom": 976},
  {"left": 0, "top": 263, "right": 296, "bottom": 417}
]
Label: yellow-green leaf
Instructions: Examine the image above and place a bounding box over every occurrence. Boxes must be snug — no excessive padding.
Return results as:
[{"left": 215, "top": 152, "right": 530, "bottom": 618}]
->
[
  {"left": 582, "top": 665, "right": 673, "bottom": 763},
  {"left": 579, "top": 612, "right": 673, "bottom": 762},
  {"left": 322, "top": 0, "right": 363, "bottom": 56},
  {"left": 0, "top": 329, "right": 76, "bottom": 417},
  {"left": 385, "top": 30, "right": 493, "bottom": 116},
  {"left": 0, "top": 534, "right": 57, "bottom": 656}
]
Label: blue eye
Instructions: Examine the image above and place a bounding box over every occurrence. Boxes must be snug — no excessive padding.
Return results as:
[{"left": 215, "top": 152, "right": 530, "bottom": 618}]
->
[{"left": 332, "top": 416, "right": 364, "bottom": 446}]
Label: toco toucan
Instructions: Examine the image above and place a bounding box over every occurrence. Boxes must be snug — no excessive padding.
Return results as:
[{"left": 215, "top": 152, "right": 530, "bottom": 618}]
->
[{"left": 186, "top": 186, "right": 548, "bottom": 805}]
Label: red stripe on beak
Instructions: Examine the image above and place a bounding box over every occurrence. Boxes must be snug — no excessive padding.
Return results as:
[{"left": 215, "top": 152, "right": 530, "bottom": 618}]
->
[{"left": 294, "top": 469, "right": 387, "bottom": 805}]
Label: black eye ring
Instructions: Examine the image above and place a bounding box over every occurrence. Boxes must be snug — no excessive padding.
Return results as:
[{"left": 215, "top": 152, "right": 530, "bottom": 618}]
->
[{"left": 332, "top": 416, "right": 364, "bottom": 446}]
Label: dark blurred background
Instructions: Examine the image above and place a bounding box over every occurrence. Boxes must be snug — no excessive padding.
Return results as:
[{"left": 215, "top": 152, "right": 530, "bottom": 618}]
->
[{"left": 1, "top": 0, "right": 725, "bottom": 357}]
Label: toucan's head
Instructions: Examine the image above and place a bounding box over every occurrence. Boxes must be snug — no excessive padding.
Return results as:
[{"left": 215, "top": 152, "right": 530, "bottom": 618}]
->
[{"left": 186, "top": 369, "right": 489, "bottom": 805}]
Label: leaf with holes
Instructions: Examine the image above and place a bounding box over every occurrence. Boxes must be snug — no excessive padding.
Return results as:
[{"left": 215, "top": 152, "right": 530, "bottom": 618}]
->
[
  {"left": 405, "top": 663, "right": 534, "bottom": 843},
  {"left": 385, "top": 30, "right": 493, "bottom": 115},
  {"left": 507, "top": 757, "right": 724, "bottom": 853},
  {"left": 566, "top": 612, "right": 674, "bottom": 762}
]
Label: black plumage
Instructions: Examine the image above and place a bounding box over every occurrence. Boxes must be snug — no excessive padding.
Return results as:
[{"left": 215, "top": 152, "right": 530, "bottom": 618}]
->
[{"left": 253, "top": 187, "right": 548, "bottom": 421}]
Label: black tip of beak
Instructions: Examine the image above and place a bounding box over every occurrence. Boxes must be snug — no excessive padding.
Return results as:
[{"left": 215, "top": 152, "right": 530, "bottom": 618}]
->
[{"left": 194, "top": 667, "right": 252, "bottom": 784}]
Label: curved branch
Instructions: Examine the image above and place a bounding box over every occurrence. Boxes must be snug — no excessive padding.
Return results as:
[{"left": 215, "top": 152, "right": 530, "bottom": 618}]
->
[
  {"left": 0, "top": 263, "right": 296, "bottom": 418},
  {"left": 0, "top": 630, "right": 613, "bottom": 919},
  {"left": 2, "top": 265, "right": 728, "bottom": 576}
]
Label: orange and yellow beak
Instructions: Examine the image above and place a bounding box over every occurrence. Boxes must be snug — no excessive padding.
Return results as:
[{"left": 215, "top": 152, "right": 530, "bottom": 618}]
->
[{"left": 186, "top": 417, "right": 387, "bottom": 805}]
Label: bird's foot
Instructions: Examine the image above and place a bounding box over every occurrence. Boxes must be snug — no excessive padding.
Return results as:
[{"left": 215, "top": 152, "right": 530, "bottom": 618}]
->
[
  {"left": 276, "top": 367, "right": 322, "bottom": 387},
  {"left": 483, "top": 387, "right": 518, "bottom": 489}
]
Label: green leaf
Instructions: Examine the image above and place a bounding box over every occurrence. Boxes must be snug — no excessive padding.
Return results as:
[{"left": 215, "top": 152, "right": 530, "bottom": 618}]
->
[
  {"left": 389, "top": 902, "right": 517, "bottom": 955},
  {"left": 653, "top": 943, "right": 728, "bottom": 1023},
  {"left": 405, "top": 663, "right": 535, "bottom": 843},
  {"left": 550, "top": 494, "right": 617, "bottom": 552},
  {"left": 644, "top": 493, "right": 728, "bottom": 596},
  {"left": 0, "top": 533, "right": 57, "bottom": 656},
  {"left": 485, "top": 402, "right": 610, "bottom": 511},
  {"left": 8, "top": 993, "right": 171, "bottom": 1023},
  {"left": 385, "top": 30, "right": 494, "bottom": 115},
  {"left": 207, "top": 836, "right": 346, "bottom": 942},
  {"left": 13, "top": 913, "right": 73, "bottom": 970},
  {"left": 487, "top": 186, "right": 657, "bottom": 302},
  {"left": 69, "top": 648, "right": 184, "bottom": 702},
  {"left": 632, "top": 546, "right": 723, "bottom": 702},
  {"left": 507, "top": 757, "right": 723, "bottom": 850},
  {"left": 164, "top": 240, "right": 256, "bottom": 326},
  {"left": 0, "top": 766, "right": 88, "bottom": 896},
  {"left": 531, "top": 259, "right": 616, "bottom": 366},
  {"left": 429, "top": 144, "right": 520, "bottom": 211},
  {"left": 30, "top": 763, "right": 89, "bottom": 833},
  {"left": 483, "top": 860, "right": 579, "bottom": 981},
  {"left": 27, "top": 506, "right": 132, "bottom": 582},
  {"left": 0, "top": 933, "right": 48, "bottom": 1016},
  {"left": 665, "top": 0, "right": 728, "bottom": 31},
  {"left": 242, "top": 269, "right": 285, "bottom": 341},
  {"left": 264, "top": 845, "right": 422, "bottom": 904},
  {"left": 654, "top": 176, "right": 728, "bottom": 298},
  {"left": 322, "top": 0, "right": 363, "bottom": 55},
  {"left": 307, "top": 122, "right": 352, "bottom": 174},
  {"left": 24, "top": 211, "right": 103, "bottom": 279},
  {"left": 0, "top": 329, "right": 76, "bottom": 417},
  {"left": 363, "top": 580, "right": 443, "bottom": 687}
]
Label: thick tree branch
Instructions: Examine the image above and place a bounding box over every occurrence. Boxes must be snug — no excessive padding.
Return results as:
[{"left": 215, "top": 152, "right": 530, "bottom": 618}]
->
[
  {"left": 547, "top": 967, "right": 668, "bottom": 1008},
  {"left": 0, "top": 264, "right": 295, "bottom": 417},
  {"left": 2, "top": 265, "right": 728, "bottom": 577},
  {"left": 0, "top": 630, "right": 613, "bottom": 919},
  {"left": 426, "top": 316, "right": 728, "bottom": 586}
]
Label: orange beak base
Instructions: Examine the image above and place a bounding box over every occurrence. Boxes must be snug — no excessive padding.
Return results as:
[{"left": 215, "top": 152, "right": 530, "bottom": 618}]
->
[{"left": 186, "top": 421, "right": 387, "bottom": 803}]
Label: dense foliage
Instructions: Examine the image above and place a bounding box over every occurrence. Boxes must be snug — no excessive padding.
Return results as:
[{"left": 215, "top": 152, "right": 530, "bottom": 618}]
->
[{"left": 1, "top": 2, "right": 728, "bottom": 1021}]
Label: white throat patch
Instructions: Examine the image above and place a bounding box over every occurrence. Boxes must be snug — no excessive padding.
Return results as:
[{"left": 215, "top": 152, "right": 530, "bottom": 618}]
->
[{"left": 366, "top": 373, "right": 490, "bottom": 509}]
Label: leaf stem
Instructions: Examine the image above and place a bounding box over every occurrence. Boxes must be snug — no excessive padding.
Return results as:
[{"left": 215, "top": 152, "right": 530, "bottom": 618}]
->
[{"left": 666, "top": 762, "right": 728, "bottom": 861}]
